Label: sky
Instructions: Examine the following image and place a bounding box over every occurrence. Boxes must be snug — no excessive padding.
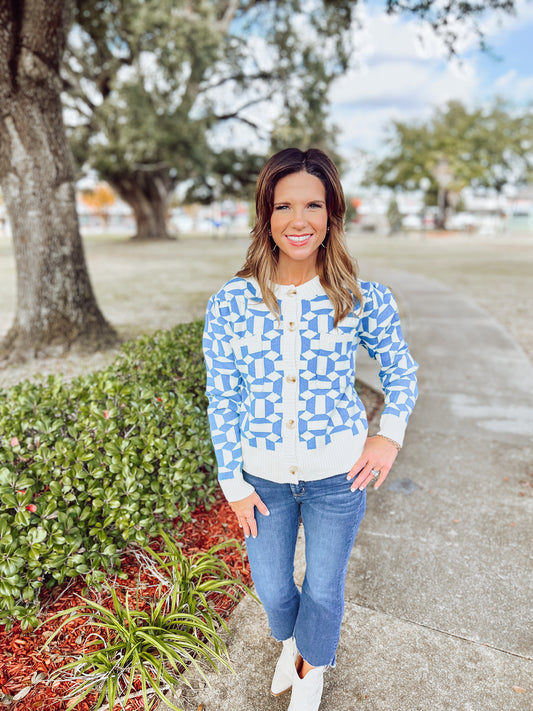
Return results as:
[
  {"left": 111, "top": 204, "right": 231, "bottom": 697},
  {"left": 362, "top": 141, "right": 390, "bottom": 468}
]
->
[{"left": 330, "top": 0, "right": 533, "bottom": 188}]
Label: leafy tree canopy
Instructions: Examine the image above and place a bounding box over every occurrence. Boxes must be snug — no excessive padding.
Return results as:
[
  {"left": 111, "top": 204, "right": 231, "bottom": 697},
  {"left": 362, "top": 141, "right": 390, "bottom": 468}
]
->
[
  {"left": 367, "top": 99, "right": 533, "bottom": 193},
  {"left": 62, "top": 1, "right": 520, "bottom": 237},
  {"left": 64, "top": 1, "right": 355, "bottom": 206},
  {"left": 365, "top": 99, "right": 533, "bottom": 227}
]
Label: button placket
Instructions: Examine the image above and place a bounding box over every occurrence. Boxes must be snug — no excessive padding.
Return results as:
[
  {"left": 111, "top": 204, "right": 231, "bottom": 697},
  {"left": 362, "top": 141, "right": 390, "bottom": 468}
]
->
[{"left": 281, "top": 286, "right": 300, "bottom": 478}]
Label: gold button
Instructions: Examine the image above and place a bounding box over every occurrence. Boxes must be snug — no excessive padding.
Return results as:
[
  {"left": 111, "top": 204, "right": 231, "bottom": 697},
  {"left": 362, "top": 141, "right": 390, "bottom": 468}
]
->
[
  {"left": 286, "top": 419, "right": 295, "bottom": 429},
  {"left": 285, "top": 375, "right": 296, "bottom": 383},
  {"left": 288, "top": 321, "right": 297, "bottom": 331},
  {"left": 289, "top": 466, "right": 298, "bottom": 475},
  {"left": 287, "top": 288, "right": 297, "bottom": 296}
]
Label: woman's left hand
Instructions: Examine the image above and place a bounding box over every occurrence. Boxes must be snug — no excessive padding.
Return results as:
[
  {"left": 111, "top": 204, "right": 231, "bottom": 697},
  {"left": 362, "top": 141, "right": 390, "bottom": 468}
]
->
[{"left": 347, "top": 435, "right": 399, "bottom": 492}]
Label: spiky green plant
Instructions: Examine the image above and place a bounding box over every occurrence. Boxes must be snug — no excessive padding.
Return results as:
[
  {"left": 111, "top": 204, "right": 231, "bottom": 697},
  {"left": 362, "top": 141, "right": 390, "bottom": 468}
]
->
[
  {"left": 40, "top": 538, "right": 252, "bottom": 711},
  {"left": 133, "top": 532, "right": 252, "bottom": 623}
]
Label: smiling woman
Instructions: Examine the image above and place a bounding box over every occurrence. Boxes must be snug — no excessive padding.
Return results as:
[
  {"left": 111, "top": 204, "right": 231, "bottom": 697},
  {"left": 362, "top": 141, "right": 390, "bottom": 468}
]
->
[
  {"left": 270, "top": 172, "right": 329, "bottom": 283},
  {"left": 237, "top": 147, "right": 363, "bottom": 328},
  {"left": 203, "top": 147, "right": 418, "bottom": 711}
]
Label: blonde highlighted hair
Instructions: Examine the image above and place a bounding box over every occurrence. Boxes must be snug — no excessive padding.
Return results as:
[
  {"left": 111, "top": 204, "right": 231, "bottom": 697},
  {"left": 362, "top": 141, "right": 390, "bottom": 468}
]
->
[{"left": 236, "top": 147, "right": 362, "bottom": 326}]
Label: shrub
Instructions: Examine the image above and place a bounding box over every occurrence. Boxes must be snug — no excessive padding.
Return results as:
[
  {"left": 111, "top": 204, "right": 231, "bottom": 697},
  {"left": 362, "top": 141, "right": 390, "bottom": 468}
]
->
[{"left": 0, "top": 321, "right": 217, "bottom": 629}]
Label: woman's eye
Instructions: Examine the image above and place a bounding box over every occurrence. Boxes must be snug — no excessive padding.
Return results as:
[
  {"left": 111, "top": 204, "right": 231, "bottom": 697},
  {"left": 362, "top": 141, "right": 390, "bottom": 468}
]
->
[
  {"left": 309, "top": 202, "right": 323, "bottom": 209},
  {"left": 274, "top": 205, "right": 289, "bottom": 211}
]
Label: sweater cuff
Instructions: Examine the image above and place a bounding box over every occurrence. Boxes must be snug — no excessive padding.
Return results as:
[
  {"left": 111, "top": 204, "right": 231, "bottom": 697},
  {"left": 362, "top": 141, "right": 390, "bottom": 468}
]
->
[
  {"left": 378, "top": 413, "right": 408, "bottom": 448},
  {"left": 218, "top": 474, "right": 256, "bottom": 502}
]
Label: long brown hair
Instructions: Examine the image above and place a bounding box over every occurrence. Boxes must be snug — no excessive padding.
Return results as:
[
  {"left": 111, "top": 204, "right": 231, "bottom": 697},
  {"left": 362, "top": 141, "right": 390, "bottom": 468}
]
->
[{"left": 236, "top": 147, "right": 362, "bottom": 326}]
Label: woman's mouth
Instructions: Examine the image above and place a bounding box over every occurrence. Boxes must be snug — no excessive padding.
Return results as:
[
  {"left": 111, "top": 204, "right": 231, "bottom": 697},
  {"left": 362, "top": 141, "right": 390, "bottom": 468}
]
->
[{"left": 286, "top": 234, "right": 312, "bottom": 245}]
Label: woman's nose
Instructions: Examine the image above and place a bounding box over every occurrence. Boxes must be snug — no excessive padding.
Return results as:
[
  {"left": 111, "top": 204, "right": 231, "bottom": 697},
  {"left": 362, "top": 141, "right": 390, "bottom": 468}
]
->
[{"left": 290, "top": 210, "right": 306, "bottom": 228}]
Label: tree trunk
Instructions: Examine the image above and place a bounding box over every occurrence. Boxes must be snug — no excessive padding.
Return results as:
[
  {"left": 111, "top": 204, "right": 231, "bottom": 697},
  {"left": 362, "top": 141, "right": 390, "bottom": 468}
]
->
[
  {"left": 0, "top": 0, "right": 117, "bottom": 364},
  {"left": 436, "top": 187, "right": 449, "bottom": 231},
  {"left": 110, "top": 169, "right": 174, "bottom": 241}
]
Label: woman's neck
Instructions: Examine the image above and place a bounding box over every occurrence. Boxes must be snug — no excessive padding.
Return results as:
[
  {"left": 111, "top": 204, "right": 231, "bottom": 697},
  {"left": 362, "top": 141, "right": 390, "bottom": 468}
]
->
[{"left": 275, "top": 264, "right": 318, "bottom": 286}]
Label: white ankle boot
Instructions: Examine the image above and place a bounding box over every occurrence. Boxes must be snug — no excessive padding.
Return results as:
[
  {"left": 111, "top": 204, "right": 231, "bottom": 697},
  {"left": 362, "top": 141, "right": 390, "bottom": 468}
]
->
[
  {"left": 287, "top": 664, "right": 325, "bottom": 711},
  {"left": 270, "top": 637, "right": 297, "bottom": 696}
]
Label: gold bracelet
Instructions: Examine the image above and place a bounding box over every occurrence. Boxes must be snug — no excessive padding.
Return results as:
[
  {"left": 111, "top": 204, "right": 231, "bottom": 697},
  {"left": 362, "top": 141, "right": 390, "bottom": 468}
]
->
[{"left": 376, "top": 434, "right": 401, "bottom": 451}]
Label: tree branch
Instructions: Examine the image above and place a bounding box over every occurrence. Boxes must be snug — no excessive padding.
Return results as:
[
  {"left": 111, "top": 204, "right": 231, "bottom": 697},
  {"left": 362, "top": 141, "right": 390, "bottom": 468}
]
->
[
  {"left": 200, "top": 70, "right": 275, "bottom": 93},
  {"left": 217, "top": 0, "right": 241, "bottom": 33},
  {"left": 215, "top": 114, "right": 260, "bottom": 131}
]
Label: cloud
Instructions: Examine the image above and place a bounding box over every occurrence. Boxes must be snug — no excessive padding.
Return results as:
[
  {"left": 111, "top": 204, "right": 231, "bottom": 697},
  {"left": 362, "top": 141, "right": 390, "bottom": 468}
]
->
[
  {"left": 492, "top": 69, "right": 533, "bottom": 103},
  {"left": 476, "top": 0, "right": 533, "bottom": 42},
  {"left": 330, "top": 9, "right": 479, "bottom": 160}
]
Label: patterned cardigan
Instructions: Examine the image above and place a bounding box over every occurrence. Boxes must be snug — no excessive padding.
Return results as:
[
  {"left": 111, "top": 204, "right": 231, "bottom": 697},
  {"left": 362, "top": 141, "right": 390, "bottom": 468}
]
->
[{"left": 203, "top": 275, "right": 418, "bottom": 502}]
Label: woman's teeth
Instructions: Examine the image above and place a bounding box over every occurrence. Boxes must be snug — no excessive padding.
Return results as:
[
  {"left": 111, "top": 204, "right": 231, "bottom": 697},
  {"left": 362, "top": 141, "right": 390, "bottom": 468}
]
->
[{"left": 287, "top": 234, "right": 310, "bottom": 243}]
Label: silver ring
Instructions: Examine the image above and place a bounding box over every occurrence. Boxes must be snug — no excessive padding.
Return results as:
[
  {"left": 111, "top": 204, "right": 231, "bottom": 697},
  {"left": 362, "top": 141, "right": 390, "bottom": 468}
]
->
[{"left": 370, "top": 469, "right": 381, "bottom": 478}]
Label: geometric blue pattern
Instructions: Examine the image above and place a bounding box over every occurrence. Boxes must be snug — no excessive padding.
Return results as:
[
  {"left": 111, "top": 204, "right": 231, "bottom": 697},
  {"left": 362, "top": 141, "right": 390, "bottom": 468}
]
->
[{"left": 203, "top": 277, "right": 418, "bottom": 484}]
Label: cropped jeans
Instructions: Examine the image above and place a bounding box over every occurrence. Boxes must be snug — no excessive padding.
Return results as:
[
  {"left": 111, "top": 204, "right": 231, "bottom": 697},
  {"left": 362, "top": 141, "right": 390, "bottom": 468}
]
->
[{"left": 242, "top": 471, "right": 366, "bottom": 668}]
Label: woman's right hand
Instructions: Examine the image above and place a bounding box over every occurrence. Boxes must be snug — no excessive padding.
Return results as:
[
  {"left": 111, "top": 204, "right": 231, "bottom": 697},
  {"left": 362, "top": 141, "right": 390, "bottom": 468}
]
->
[{"left": 229, "top": 492, "right": 270, "bottom": 539}]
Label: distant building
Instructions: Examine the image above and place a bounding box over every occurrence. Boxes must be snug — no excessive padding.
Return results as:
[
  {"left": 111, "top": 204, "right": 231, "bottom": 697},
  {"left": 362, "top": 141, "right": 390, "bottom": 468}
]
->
[
  {"left": 348, "top": 186, "right": 533, "bottom": 234},
  {"left": 508, "top": 187, "right": 533, "bottom": 231},
  {"left": 170, "top": 200, "right": 250, "bottom": 235},
  {"left": 76, "top": 190, "right": 135, "bottom": 235}
]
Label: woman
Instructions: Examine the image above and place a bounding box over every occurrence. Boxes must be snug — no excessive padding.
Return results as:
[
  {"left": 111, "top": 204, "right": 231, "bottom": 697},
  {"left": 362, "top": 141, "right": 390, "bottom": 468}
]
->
[{"left": 203, "top": 148, "right": 418, "bottom": 710}]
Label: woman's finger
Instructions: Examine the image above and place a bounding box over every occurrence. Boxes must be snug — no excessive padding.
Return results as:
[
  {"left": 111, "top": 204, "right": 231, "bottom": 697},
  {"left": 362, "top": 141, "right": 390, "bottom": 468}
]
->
[
  {"left": 373, "top": 469, "right": 388, "bottom": 489},
  {"left": 254, "top": 496, "right": 270, "bottom": 517},
  {"left": 238, "top": 514, "right": 256, "bottom": 539},
  {"left": 247, "top": 515, "right": 258, "bottom": 539},
  {"left": 351, "top": 465, "right": 387, "bottom": 492},
  {"left": 347, "top": 456, "right": 367, "bottom": 481},
  {"left": 231, "top": 493, "right": 269, "bottom": 538},
  {"left": 349, "top": 463, "right": 373, "bottom": 490},
  {"left": 352, "top": 471, "right": 373, "bottom": 492}
]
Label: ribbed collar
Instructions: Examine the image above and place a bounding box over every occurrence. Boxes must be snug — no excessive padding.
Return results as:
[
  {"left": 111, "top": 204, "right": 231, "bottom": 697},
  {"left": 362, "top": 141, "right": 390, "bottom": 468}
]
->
[
  {"left": 246, "top": 275, "right": 325, "bottom": 300},
  {"left": 272, "top": 275, "right": 324, "bottom": 299}
]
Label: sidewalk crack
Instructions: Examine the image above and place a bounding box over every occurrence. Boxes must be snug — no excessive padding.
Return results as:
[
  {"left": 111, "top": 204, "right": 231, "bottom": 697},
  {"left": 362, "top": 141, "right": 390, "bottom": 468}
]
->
[{"left": 352, "top": 603, "right": 533, "bottom": 662}]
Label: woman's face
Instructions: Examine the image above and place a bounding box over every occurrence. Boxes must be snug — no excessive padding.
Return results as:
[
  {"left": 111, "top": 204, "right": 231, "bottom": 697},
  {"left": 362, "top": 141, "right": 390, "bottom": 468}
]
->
[{"left": 270, "top": 170, "right": 328, "bottom": 275}]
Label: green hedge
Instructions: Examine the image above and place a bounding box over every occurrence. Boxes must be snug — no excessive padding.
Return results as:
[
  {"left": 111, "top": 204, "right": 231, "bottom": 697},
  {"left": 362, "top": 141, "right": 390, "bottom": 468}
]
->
[{"left": 0, "top": 321, "right": 217, "bottom": 629}]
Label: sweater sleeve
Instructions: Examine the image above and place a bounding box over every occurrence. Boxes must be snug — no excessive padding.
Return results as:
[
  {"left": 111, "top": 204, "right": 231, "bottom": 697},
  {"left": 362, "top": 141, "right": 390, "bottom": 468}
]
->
[
  {"left": 358, "top": 282, "right": 418, "bottom": 446},
  {"left": 202, "top": 294, "right": 256, "bottom": 502}
]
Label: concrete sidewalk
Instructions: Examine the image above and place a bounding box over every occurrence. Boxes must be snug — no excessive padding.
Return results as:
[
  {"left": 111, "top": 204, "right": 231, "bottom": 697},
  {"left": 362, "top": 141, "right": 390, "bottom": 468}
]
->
[{"left": 163, "top": 270, "right": 533, "bottom": 711}]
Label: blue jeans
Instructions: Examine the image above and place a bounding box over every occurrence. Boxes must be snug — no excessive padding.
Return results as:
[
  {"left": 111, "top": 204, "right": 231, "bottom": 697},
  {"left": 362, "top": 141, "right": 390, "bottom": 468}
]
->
[{"left": 242, "top": 471, "right": 366, "bottom": 668}]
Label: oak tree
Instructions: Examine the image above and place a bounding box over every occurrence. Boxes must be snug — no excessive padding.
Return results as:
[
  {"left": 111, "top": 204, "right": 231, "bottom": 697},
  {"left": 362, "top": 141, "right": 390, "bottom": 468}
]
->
[
  {"left": 366, "top": 100, "right": 533, "bottom": 229},
  {"left": 64, "top": 0, "right": 357, "bottom": 239},
  {"left": 0, "top": 0, "right": 117, "bottom": 363}
]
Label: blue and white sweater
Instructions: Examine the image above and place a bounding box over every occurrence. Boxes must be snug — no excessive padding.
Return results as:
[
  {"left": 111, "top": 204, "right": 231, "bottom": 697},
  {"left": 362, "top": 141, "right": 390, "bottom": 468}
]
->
[{"left": 203, "top": 275, "right": 418, "bottom": 502}]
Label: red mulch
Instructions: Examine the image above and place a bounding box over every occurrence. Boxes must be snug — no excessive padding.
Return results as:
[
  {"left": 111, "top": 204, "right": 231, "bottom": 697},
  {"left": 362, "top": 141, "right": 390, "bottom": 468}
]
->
[{"left": 0, "top": 494, "right": 250, "bottom": 711}]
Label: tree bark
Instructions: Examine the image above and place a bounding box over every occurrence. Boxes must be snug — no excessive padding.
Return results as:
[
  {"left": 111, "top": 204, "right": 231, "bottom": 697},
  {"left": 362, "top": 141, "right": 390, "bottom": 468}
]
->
[
  {"left": 110, "top": 169, "right": 174, "bottom": 241},
  {"left": 436, "top": 187, "right": 449, "bottom": 230},
  {"left": 0, "top": 0, "right": 117, "bottom": 363}
]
